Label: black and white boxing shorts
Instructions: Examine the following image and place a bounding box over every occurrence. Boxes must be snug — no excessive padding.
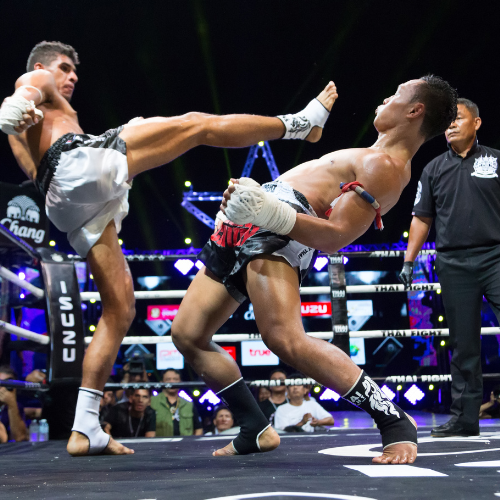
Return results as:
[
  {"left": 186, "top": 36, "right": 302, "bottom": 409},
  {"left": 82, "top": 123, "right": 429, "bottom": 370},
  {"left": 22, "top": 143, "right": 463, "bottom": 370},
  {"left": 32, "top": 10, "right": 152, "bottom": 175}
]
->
[
  {"left": 35, "top": 127, "right": 130, "bottom": 257},
  {"left": 199, "top": 180, "right": 318, "bottom": 303}
]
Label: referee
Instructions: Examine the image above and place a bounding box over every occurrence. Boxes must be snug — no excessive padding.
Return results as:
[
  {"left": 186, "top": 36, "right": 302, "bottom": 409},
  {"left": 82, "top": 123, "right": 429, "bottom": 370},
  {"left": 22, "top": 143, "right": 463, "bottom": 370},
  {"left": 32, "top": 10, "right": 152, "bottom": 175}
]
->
[{"left": 400, "top": 98, "right": 500, "bottom": 437}]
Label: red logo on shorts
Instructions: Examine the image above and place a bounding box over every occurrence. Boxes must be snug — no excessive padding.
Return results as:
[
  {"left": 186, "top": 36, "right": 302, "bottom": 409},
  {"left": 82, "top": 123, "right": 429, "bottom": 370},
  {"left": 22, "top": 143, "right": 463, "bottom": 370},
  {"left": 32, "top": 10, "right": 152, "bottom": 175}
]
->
[{"left": 211, "top": 221, "right": 259, "bottom": 248}]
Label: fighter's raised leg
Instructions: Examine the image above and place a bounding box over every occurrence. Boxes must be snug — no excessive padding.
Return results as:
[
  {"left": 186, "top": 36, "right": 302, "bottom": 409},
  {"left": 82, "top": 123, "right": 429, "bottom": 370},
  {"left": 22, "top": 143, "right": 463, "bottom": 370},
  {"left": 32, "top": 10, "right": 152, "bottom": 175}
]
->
[
  {"left": 242, "top": 255, "right": 417, "bottom": 464},
  {"left": 67, "top": 220, "right": 135, "bottom": 456},
  {"left": 120, "top": 82, "right": 337, "bottom": 178},
  {"left": 171, "top": 267, "right": 280, "bottom": 456}
]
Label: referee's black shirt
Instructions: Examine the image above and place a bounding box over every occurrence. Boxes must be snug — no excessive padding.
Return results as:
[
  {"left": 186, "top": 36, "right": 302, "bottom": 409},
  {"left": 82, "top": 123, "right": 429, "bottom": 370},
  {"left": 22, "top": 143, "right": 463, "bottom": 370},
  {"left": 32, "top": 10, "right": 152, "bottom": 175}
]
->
[{"left": 413, "top": 140, "right": 500, "bottom": 251}]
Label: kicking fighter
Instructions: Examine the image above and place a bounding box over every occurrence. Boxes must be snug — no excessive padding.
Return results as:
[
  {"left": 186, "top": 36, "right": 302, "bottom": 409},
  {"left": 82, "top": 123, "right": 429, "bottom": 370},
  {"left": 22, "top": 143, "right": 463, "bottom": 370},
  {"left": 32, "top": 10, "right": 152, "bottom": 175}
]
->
[
  {"left": 171, "top": 76, "right": 457, "bottom": 464},
  {"left": 0, "top": 41, "right": 337, "bottom": 456}
]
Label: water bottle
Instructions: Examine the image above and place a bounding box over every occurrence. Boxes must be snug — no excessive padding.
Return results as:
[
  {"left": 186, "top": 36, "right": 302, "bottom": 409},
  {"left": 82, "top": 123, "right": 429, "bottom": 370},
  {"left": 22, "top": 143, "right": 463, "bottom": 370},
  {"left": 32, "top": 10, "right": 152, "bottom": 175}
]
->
[
  {"left": 39, "top": 419, "right": 49, "bottom": 442},
  {"left": 29, "top": 419, "right": 39, "bottom": 442}
]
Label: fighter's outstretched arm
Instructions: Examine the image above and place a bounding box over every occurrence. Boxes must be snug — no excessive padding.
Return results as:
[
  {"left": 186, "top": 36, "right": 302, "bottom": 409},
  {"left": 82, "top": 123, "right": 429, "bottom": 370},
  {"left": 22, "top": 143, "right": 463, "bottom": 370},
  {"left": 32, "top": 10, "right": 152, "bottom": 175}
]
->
[{"left": 0, "top": 70, "right": 55, "bottom": 134}]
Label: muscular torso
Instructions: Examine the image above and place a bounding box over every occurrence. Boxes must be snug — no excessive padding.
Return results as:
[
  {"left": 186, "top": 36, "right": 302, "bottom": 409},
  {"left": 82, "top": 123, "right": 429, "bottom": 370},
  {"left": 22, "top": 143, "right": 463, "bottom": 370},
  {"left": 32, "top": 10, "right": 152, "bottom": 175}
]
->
[{"left": 279, "top": 148, "right": 411, "bottom": 219}]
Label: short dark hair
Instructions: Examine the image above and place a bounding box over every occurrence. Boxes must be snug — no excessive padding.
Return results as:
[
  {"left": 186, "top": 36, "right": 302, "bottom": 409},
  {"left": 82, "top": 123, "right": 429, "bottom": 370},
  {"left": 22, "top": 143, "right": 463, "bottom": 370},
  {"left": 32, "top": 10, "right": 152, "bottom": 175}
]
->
[
  {"left": 27, "top": 41, "right": 80, "bottom": 72},
  {"left": 163, "top": 368, "right": 182, "bottom": 379},
  {"left": 213, "top": 405, "right": 233, "bottom": 419},
  {"left": 0, "top": 365, "right": 17, "bottom": 379},
  {"left": 412, "top": 75, "right": 458, "bottom": 141},
  {"left": 269, "top": 369, "right": 287, "bottom": 378},
  {"left": 457, "top": 98, "right": 479, "bottom": 118}
]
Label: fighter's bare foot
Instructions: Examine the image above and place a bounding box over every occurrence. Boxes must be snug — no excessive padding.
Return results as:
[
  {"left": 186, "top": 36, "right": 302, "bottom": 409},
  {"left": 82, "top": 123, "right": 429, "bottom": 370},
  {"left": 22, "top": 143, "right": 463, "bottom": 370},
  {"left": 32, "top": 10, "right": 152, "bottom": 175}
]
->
[
  {"left": 372, "top": 413, "right": 418, "bottom": 464},
  {"left": 306, "top": 81, "right": 338, "bottom": 143},
  {"left": 67, "top": 431, "right": 134, "bottom": 456},
  {"left": 212, "top": 426, "right": 281, "bottom": 456}
]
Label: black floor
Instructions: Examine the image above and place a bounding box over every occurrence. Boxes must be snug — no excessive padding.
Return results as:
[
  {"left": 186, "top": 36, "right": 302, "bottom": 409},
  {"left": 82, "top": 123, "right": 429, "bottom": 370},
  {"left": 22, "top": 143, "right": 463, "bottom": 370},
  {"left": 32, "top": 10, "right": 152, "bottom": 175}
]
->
[{"left": 2, "top": 415, "right": 500, "bottom": 500}]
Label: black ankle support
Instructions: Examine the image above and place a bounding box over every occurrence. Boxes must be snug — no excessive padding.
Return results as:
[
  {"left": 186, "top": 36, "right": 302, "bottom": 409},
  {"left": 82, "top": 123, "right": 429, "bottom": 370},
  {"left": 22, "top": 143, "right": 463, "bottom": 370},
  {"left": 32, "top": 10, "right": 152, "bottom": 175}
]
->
[
  {"left": 343, "top": 371, "right": 417, "bottom": 449},
  {"left": 217, "top": 378, "right": 271, "bottom": 454}
]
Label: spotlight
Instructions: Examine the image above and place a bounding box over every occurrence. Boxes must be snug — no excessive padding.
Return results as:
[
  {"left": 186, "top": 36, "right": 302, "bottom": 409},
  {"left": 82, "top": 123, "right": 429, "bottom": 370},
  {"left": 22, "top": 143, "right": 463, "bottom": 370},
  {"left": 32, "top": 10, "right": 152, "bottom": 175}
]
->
[
  {"left": 438, "top": 315, "right": 444, "bottom": 322},
  {"left": 18, "top": 272, "right": 25, "bottom": 280},
  {"left": 404, "top": 384, "right": 425, "bottom": 405},
  {"left": 89, "top": 325, "right": 96, "bottom": 332},
  {"left": 319, "top": 388, "right": 340, "bottom": 401},
  {"left": 437, "top": 289, "right": 441, "bottom": 294},
  {"left": 185, "top": 180, "right": 192, "bottom": 187},
  {"left": 429, "top": 384, "right": 434, "bottom": 390},
  {"left": 184, "top": 237, "right": 192, "bottom": 245},
  {"left": 397, "top": 385, "right": 403, "bottom": 391},
  {"left": 258, "top": 141, "right": 264, "bottom": 147},
  {"left": 381, "top": 385, "right": 396, "bottom": 401},
  {"left": 313, "top": 256, "right": 329, "bottom": 271},
  {"left": 440, "top": 340, "right": 446, "bottom": 346},
  {"left": 90, "top": 299, "right": 96, "bottom": 304},
  {"left": 313, "top": 386, "right": 321, "bottom": 393},
  {"left": 90, "top": 274, "right": 94, "bottom": 280},
  {"left": 118, "top": 239, "right": 123, "bottom": 246},
  {"left": 179, "top": 390, "right": 193, "bottom": 402},
  {"left": 152, "top": 391, "right": 158, "bottom": 396},
  {"left": 20, "top": 293, "right": 25, "bottom": 299},
  {"left": 193, "top": 389, "right": 201, "bottom": 397},
  {"left": 174, "top": 259, "right": 195, "bottom": 275},
  {"left": 403, "top": 231, "right": 409, "bottom": 238},
  {"left": 199, "top": 390, "right": 221, "bottom": 405},
  {"left": 49, "top": 240, "right": 56, "bottom": 247}
]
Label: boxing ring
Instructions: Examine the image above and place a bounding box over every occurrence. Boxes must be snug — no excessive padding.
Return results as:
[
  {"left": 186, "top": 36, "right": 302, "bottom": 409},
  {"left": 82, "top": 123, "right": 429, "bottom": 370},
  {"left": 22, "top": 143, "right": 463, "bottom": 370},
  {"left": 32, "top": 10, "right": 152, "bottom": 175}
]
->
[{"left": 1, "top": 224, "right": 500, "bottom": 499}]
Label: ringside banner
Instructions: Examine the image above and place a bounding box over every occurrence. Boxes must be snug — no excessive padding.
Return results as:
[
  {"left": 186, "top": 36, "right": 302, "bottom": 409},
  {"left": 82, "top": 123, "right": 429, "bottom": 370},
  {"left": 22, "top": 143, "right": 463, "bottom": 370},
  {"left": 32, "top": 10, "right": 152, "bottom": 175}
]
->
[
  {"left": 241, "top": 340, "right": 279, "bottom": 366},
  {"left": 156, "top": 342, "right": 184, "bottom": 369}
]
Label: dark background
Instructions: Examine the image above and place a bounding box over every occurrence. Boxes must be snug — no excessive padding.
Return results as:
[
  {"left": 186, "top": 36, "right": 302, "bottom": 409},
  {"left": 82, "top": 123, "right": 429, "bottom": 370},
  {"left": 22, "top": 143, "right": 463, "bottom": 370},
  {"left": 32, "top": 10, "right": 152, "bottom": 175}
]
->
[{"left": 1, "top": 0, "right": 499, "bottom": 253}]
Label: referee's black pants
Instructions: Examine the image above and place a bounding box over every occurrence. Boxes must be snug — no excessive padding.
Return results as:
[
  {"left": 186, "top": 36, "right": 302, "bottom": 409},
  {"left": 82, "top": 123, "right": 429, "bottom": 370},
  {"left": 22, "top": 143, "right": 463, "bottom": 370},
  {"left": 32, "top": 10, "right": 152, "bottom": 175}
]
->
[{"left": 436, "top": 244, "right": 500, "bottom": 432}]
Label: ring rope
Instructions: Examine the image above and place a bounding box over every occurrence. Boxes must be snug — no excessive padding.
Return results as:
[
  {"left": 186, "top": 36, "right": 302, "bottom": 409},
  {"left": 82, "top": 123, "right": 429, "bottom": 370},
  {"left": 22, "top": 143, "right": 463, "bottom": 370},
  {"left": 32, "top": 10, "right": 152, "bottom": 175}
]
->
[
  {"left": 0, "top": 265, "right": 45, "bottom": 298},
  {"left": 0, "top": 320, "right": 49, "bottom": 344}
]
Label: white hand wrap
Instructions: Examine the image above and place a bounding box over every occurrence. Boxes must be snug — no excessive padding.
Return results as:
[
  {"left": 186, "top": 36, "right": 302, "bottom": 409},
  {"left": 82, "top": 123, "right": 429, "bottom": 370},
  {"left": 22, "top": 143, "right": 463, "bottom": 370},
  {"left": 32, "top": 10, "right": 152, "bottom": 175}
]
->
[
  {"left": 0, "top": 94, "right": 44, "bottom": 135},
  {"left": 225, "top": 177, "right": 297, "bottom": 235},
  {"left": 277, "top": 98, "right": 330, "bottom": 140},
  {"left": 215, "top": 209, "right": 228, "bottom": 228}
]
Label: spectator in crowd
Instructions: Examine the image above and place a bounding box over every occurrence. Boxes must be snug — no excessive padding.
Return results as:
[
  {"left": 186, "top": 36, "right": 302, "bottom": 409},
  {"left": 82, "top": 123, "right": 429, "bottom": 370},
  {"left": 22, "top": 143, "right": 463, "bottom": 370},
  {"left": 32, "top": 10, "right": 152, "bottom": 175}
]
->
[
  {"left": 115, "top": 360, "right": 149, "bottom": 403},
  {"left": 0, "top": 421, "right": 7, "bottom": 443},
  {"left": 103, "top": 389, "right": 156, "bottom": 438},
  {"left": 274, "top": 375, "right": 334, "bottom": 432},
  {"left": 258, "top": 386, "right": 272, "bottom": 402},
  {"left": 258, "top": 369, "right": 289, "bottom": 424},
  {"left": 0, "top": 366, "right": 28, "bottom": 442},
  {"left": 151, "top": 369, "right": 203, "bottom": 436},
  {"left": 205, "top": 406, "right": 240, "bottom": 435},
  {"left": 24, "top": 369, "right": 46, "bottom": 420},
  {"left": 99, "top": 387, "right": 116, "bottom": 426},
  {"left": 479, "top": 386, "right": 500, "bottom": 419}
]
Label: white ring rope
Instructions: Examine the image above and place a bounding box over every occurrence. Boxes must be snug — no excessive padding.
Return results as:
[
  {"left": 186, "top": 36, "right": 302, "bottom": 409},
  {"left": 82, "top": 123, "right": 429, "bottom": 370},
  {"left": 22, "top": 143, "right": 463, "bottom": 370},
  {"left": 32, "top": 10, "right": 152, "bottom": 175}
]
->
[
  {"left": 84, "top": 326, "right": 500, "bottom": 345},
  {"left": 80, "top": 283, "right": 441, "bottom": 302},
  {"left": 0, "top": 265, "right": 44, "bottom": 299},
  {"left": 0, "top": 320, "right": 49, "bottom": 345}
]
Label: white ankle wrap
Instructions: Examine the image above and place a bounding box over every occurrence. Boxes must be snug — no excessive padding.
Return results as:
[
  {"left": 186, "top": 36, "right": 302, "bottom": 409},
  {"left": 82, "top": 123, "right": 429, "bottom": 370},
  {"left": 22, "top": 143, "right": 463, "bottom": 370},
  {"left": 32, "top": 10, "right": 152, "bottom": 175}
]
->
[
  {"left": 277, "top": 98, "right": 329, "bottom": 140},
  {"left": 72, "top": 388, "right": 110, "bottom": 455},
  {"left": 225, "top": 178, "right": 296, "bottom": 235}
]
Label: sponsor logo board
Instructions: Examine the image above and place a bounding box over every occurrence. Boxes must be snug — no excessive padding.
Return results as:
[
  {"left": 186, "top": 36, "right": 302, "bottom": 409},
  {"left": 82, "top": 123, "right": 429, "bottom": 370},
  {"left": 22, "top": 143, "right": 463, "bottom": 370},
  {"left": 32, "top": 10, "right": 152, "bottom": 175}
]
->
[
  {"left": 156, "top": 342, "right": 184, "bottom": 369},
  {"left": 241, "top": 340, "right": 279, "bottom": 366}
]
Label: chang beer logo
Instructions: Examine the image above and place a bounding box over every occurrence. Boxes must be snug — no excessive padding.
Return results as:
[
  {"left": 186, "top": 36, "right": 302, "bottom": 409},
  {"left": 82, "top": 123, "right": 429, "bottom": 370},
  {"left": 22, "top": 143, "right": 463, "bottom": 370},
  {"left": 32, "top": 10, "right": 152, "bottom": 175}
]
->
[{"left": 1, "top": 195, "right": 45, "bottom": 243}]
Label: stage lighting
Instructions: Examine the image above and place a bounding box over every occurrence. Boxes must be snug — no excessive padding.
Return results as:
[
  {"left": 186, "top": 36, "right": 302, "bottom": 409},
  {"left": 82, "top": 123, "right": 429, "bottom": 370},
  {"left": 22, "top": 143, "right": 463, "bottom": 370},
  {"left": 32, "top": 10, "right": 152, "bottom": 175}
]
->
[
  {"left": 89, "top": 325, "right": 96, "bottom": 332},
  {"left": 49, "top": 240, "right": 56, "bottom": 247},
  {"left": 381, "top": 385, "right": 396, "bottom": 401},
  {"left": 438, "top": 315, "right": 444, "bottom": 322},
  {"left": 20, "top": 293, "right": 25, "bottom": 299},
  {"left": 199, "top": 390, "right": 221, "bottom": 405},
  {"left": 90, "top": 274, "right": 94, "bottom": 280},
  {"left": 397, "top": 385, "right": 403, "bottom": 391},
  {"left": 18, "top": 272, "right": 25, "bottom": 280},
  {"left": 152, "top": 391, "right": 158, "bottom": 396},
  {"left": 195, "top": 260, "right": 204, "bottom": 270},
  {"left": 193, "top": 389, "right": 201, "bottom": 397},
  {"left": 90, "top": 299, "right": 96, "bottom": 304},
  {"left": 437, "top": 289, "right": 442, "bottom": 294},
  {"left": 179, "top": 390, "right": 193, "bottom": 402},
  {"left": 440, "top": 340, "right": 446, "bottom": 346},
  {"left": 118, "top": 239, "right": 123, "bottom": 246},
  {"left": 258, "top": 141, "right": 264, "bottom": 147},
  {"left": 185, "top": 181, "right": 192, "bottom": 187},
  {"left": 313, "top": 386, "right": 321, "bottom": 393},
  {"left": 404, "top": 384, "right": 425, "bottom": 405},
  {"left": 403, "top": 231, "right": 409, "bottom": 238},
  {"left": 313, "top": 256, "right": 329, "bottom": 271},
  {"left": 343, "top": 256, "right": 349, "bottom": 265},
  {"left": 174, "top": 259, "right": 195, "bottom": 275},
  {"left": 429, "top": 384, "right": 434, "bottom": 390},
  {"left": 319, "top": 388, "right": 340, "bottom": 401},
  {"left": 142, "top": 276, "right": 161, "bottom": 290}
]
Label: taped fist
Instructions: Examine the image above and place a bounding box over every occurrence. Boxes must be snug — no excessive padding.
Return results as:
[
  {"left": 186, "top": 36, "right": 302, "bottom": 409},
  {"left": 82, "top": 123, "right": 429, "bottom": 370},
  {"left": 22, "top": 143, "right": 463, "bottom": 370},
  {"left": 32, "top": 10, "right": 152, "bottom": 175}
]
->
[
  {"left": 399, "top": 261, "right": 414, "bottom": 290},
  {"left": 0, "top": 95, "right": 44, "bottom": 135}
]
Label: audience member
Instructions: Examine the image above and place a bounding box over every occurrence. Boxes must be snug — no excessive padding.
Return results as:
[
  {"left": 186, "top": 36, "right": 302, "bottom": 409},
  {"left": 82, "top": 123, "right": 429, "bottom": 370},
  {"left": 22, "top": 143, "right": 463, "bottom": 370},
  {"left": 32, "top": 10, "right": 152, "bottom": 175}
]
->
[
  {"left": 116, "top": 361, "right": 149, "bottom": 403},
  {"left": 205, "top": 406, "right": 240, "bottom": 435},
  {"left": 258, "top": 387, "right": 272, "bottom": 402},
  {"left": 99, "top": 388, "right": 116, "bottom": 426},
  {"left": 274, "top": 375, "right": 334, "bottom": 432},
  {"left": 103, "top": 389, "right": 156, "bottom": 438},
  {"left": 24, "top": 369, "right": 46, "bottom": 420},
  {"left": 0, "top": 366, "right": 28, "bottom": 441},
  {"left": 151, "top": 369, "right": 203, "bottom": 436},
  {"left": 479, "top": 386, "right": 500, "bottom": 419},
  {"left": 258, "top": 369, "right": 289, "bottom": 424},
  {"left": 0, "top": 421, "right": 7, "bottom": 443}
]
